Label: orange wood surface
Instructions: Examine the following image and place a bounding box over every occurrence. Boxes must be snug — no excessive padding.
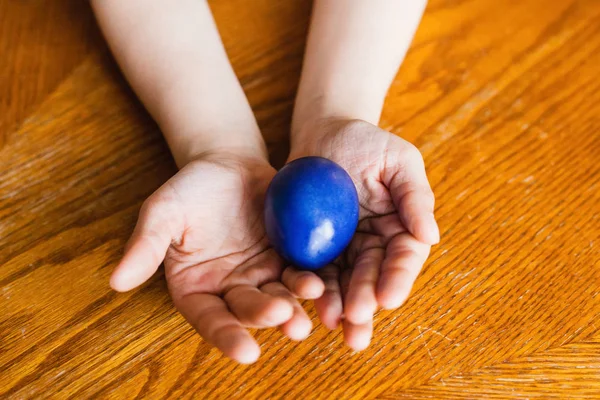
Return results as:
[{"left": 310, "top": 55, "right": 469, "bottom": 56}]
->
[{"left": 1, "top": 0, "right": 599, "bottom": 398}]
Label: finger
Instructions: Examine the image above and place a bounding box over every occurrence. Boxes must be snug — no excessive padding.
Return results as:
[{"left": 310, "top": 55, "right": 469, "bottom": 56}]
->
[
  {"left": 376, "top": 233, "right": 431, "bottom": 309},
  {"left": 340, "top": 267, "right": 373, "bottom": 351},
  {"left": 174, "top": 292, "right": 260, "bottom": 364},
  {"left": 282, "top": 267, "right": 325, "bottom": 299},
  {"left": 386, "top": 147, "right": 439, "bottom": 245},
  {"left": 261, "top": 282, "right": 313, "bottom": 340},
  {"left": 343, "top": 318, "right": 373, "bottom": 351},
  {"left": 110, "top": 200, "right": 174, "bottom": 292},
  {"left": 340, "top": 266, "right": 352, "bottom": 299},
  {"left": 314, "top": 265, "right": 343, "bottom": 330},
  {"left": 225, "top": 285, "right": 294, "bottom": 328},
  {"left": 344, "top": 247, "right": 384, "bottom": 325}
]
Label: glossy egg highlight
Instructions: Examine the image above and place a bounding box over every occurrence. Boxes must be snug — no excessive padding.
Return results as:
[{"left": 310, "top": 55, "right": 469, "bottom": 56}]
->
[{"left": 264, "top": 156, "right": 359, "bottom": 270}]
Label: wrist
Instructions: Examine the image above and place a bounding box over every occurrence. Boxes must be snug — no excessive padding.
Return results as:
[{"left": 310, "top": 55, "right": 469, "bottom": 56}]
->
[
  {"left": 151, "top": 76, "right": 268, "bottom": 168},
  {"left": 161, "top": 120, "right": 268, "bottom": 169},
  {"left": 184, "top": 144, "right": 271, "bottom": 168},
  {"left": 289, "top": 114, "right": 370, "bottom": 163},
  {"left": 291, "top": 89, "right": 385, "bottom": 150},
  {"left": 173, "top": 140, "right": 268, "bottom": 169}
]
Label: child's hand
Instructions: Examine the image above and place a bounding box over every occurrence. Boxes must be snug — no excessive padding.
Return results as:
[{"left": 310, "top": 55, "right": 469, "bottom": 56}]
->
[
  {"left": 110, "top": 151, "right": 324, "bottom": 363},
  {"left": 289, "top": 118, "right": 439, "bottom": 351}
]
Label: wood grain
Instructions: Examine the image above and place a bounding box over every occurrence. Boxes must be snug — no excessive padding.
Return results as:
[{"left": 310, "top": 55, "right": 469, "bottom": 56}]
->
[
  {"left": 385, "top": 334, "right": 600, "bottom": 399},
  {"left": 0, "top": 0, "right": 103, "bottom": 147},
  {"left": 1, "top": 0, "right": 599, "bottom": 398}
]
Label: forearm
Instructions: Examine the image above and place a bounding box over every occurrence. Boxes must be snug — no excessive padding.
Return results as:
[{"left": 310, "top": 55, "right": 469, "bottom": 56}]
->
[
  {"left": 92, "top": 0, "right": 265, "bottom": 167},
  {"left": 292, "top": 0, "right": 426, "bottom": 144}
]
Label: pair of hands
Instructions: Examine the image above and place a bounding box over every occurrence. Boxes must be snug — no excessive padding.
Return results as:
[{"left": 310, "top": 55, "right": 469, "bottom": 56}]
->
[{"left": 110, "top": 118, "right": 439, "bottom": 363}]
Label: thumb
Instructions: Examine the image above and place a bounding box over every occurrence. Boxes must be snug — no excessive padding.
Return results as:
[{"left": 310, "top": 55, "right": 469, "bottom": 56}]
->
[
  {"left": 385, "top": 143, "right": 439, "bottom": 245},
  {"left": 110, "top": 200, "right": 175, "bottom": 292}
]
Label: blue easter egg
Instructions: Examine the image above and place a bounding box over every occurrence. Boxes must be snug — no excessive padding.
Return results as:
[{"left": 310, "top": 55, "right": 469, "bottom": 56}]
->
[{"left": 264, "top": 156, "right": 359, "bottom": 271}]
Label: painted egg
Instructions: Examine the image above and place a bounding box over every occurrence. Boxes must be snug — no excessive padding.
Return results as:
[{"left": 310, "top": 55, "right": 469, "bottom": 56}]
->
[{"left": 264, "top": 156, "right": 359, "bottom": 270}]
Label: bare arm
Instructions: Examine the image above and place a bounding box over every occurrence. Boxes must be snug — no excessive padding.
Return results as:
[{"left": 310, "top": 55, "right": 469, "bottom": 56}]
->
[
  {"left": 292, "top": 0, "right": 427, "bottom": 142},
  {"left": 92, "top": 0, "right": 266, "bottom": 168}
]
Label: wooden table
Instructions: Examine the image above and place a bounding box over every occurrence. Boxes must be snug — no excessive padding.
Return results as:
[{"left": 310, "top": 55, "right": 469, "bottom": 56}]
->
[{"left": 2, "top": 0, "right": 599, "bottom": 398}]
